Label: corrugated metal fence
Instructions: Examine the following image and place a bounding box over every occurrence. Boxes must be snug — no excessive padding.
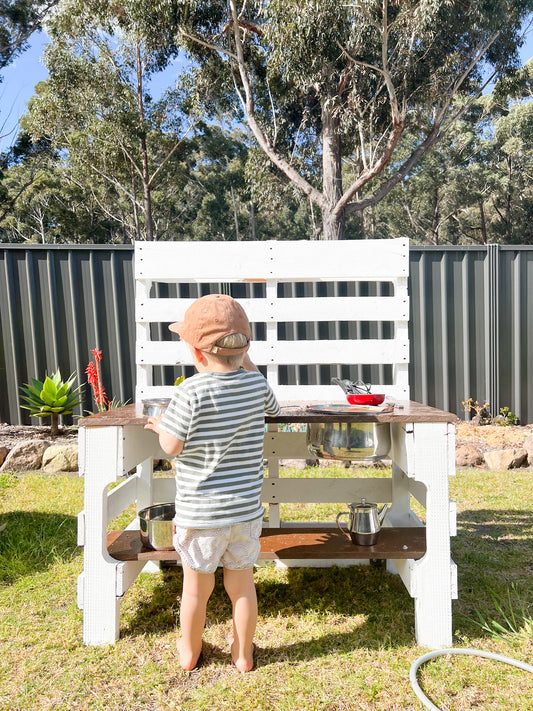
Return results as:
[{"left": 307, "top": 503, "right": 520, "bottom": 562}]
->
[{"left": 1, "top": 243, "right": 532, "bottom": 425}]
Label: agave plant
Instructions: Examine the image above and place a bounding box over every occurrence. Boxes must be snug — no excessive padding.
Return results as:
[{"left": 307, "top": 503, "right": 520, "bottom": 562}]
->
[{"left": 20, "top": 369, "right": 83, "bottom": 437}]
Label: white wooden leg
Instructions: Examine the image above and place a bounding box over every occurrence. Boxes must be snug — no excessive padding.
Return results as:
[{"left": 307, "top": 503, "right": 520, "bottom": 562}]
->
[
  {"left": 409, "top": 422, "right": 455, "bottom": 648},
  {"left": 79, "top": 426, "right": 125, "bottom": 645}
]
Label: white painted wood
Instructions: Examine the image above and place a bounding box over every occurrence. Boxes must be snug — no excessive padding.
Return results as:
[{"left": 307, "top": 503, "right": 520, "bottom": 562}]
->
[
  {"left": 258, "top": 556, "right": 373, "bottom": 568},
  {"left": 137, "top": 383, "right": 407, "bottom": 403},
  {"left": 80, "top": 426, "right": 126, "bottom": 644},
  {"left": 264, "top": 431, "right": 309, "bottom": 459},
  {"left": 121, "top": 426, "right": 164, "bottom": 474},
  {"left": 115, "top": 560, "right": 146, "bottom": 597},
  {"left": 409, "top": 422, "right": 455, "bottom": 647},
  {"left": 136, "top": 295, "right": 409, "bottom": 323},
  {"left": 390, "top": 422, "right": 413, "bottom": 476},
  {"left": 135, "top": 240, "right": 271, "bottom": 281},
  {"left": 135, "top": 239, "right": 408, "bottom": 281},
  {"left": 82, "top": 238, "right": 455, "bottom": 649},
  {"left": 77, "top": 511, "right": 85, "bottom": 547},
  {"left": 107, "top": 476, "right": 138, "bottom": 522},
  {"left": 449, "top": 500, "right": 457, "bottom": 537},
  {"left": 135, "top": 458, "right": 154, "bottom": 515},
  {"left": 134, "top": 238, "right": 411, "bottom": 404},
  {"left": 409, "top": 479, "right": 427, "bottom": 508},
  {"left": 138, "top": 338, "right": 409, "bottom": 366},
  {"left": 261, "top": 477, "right": 392, "bottom": 504}
]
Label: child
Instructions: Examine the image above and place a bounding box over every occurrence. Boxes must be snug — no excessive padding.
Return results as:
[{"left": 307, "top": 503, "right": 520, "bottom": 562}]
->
[{"left": 144, "top": 294, "right": 280, "bottom": 673}]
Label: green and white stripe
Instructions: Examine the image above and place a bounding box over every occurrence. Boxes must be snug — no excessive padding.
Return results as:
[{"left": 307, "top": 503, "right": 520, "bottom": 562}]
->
[{"left": 160, "top": 369, "right": 280, "bottom": 528}]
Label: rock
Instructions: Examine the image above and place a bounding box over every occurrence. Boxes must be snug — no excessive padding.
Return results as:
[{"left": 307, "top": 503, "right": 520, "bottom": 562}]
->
[
  {"left": 523, "top": 434, "right": 533, "bottom": 465},
  {"left": 484, "top": 448, "right": 527, "bottom": 471},
  {"left": 510, "top": 448, "right": 528, "bottom": 468},
  {"left": 0, "top": 439, "right": 50, "bottom": 471},
  {"left": 279, "top": 458, "right": 308, "bottom": 470},
  {"left": 455, "top": 445, "right": 484, "bottom": 467},
  {"left": 0, "top": 446, "right": 8, "bottom": 467},
  {"left": 42, "top": 444, "right": 79, "bottom": 473}
]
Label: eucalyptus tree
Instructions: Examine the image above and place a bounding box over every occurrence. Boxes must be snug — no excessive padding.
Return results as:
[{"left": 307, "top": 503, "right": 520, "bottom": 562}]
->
[
  {"left": 172, "top": 0, "right": 532, "bottom": 240},
  {"left": 484, "top": 59, "right": 533, "bottom": 242},
  {"left": 0, "top": 0, "right": 58, "bottom": 71},
  {"left": 23, "top": 0, "right": 194, "bottom": 241}
]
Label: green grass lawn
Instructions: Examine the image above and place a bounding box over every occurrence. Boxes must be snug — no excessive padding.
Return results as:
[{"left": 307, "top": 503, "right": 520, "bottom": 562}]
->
[{"left": 0, "top": 467, "right": 531, "bottom": 711}]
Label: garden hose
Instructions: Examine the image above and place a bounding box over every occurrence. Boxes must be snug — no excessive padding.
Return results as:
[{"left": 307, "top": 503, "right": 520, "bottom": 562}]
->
[{"left": 410, "top": 648, "right": 533, "bottom": 711}]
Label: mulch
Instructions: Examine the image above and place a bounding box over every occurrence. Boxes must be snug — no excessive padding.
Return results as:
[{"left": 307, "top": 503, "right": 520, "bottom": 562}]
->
[
  {"left": 455, "top": 422, "right": 533, "bottom": 453},
  {"left": 0, "top": 424, "right": 78, "bottom": 451}
]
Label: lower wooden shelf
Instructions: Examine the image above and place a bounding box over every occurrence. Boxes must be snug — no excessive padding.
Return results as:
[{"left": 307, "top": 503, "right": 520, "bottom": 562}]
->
[{"left": 107, "top": 526, "right": 426, "bottom": 562}]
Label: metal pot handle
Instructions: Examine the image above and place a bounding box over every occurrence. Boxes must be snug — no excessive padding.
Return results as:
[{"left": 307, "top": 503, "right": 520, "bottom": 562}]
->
[{"left": 336, "top": 511, "right": 350, "bottom": 538}]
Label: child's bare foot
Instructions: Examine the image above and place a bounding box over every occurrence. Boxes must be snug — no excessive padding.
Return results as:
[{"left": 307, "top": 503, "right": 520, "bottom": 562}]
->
[
  {"left": 177, "top": 638, "right": 202, "bottom": 671},
  {"left": 228, "top": 635, "right": 255, "bottom": 673}
]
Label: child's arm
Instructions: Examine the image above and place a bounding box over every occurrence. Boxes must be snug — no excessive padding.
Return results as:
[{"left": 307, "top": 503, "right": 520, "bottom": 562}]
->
[{"left": 144, "top": 416, "right": 185, "bottom": 457}]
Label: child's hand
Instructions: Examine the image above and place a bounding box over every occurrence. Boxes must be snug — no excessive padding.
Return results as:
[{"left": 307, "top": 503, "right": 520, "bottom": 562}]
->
[{"left": 144, "top": 415, "right": 163, "bottom": 432}]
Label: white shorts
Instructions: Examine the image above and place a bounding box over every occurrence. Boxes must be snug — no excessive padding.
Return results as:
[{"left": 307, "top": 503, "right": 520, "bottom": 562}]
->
[{"left": 173, "top": 517, "right": 263, "bottom": 574}]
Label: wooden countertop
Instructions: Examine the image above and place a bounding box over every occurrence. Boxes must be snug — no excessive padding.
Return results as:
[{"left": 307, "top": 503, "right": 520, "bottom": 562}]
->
[{"left": 78, "top": 401, "right": 457, "bottom": 427}]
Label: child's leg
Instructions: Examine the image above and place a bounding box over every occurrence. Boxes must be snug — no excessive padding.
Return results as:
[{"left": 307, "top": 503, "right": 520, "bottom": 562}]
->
[
  {"left": 223, "top": 567, "right": 257, "bottom": 672},
  {"left": 179, "top": 563, "right": 215, "bottom": 670}
]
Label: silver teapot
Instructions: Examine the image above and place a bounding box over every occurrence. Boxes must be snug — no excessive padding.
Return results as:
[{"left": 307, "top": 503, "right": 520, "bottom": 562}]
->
[{"left": 336, "top": 498, "right": 391, "bottom": 545}]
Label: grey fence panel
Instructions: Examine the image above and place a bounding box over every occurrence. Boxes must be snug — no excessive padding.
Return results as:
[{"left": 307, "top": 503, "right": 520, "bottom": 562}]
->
[
  {"left": 1, "top": 243, "right": 532, "bottom": 425},
  {"left": 0, "top": 245, "right": 136, "bottom": 424}
]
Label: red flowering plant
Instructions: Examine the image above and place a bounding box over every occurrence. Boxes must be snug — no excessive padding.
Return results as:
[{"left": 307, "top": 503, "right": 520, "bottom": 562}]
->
[{"left": 86, "top": 349, "right": 109, "bottom": 412}]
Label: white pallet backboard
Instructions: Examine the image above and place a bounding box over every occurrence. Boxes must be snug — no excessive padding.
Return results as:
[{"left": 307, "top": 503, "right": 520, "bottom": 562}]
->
[{"left": 134, "top": 238, "right": 410, "bottom": 403}]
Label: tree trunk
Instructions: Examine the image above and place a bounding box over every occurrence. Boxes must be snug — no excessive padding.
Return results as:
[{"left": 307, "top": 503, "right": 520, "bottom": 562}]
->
[
  {"left": 479, "top": 199, "right": 488, "bottom": 244},
  {"left": 136, "top": 42, "right": 154, "bottom": 241},
  {"left": 321, "top": 105, "right": 344, "bottom": 240},
  {"left": 432, "top": 186, "right": 439, "bottom": 244},
  {"left": 248, "top": 200, "right": 256, "bottom": 240}
]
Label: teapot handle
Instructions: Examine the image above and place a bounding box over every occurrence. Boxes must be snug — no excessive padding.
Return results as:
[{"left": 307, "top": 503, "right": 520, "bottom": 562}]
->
[{"left": 336, "top": 511, "right": 350, "bottom": 538}]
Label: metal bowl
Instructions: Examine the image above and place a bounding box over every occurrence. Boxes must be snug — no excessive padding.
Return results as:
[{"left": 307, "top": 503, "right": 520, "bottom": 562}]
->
[
  {"left": 142, "top": 398, "right": 171, "bottom": 417},
  {"left": 307, "top": 422, "right": 391, "bottom": 461},
  {"left": 138, "top": 502, "right": 175, "bottom": 550}
]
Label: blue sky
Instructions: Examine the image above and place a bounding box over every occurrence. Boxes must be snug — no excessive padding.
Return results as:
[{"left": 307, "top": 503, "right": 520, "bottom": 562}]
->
[{"left": 1, "top": 27, "right": 532, "bottom": 153}]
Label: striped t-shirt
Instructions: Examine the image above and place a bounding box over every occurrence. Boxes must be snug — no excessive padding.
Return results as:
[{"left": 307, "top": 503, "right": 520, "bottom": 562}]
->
[{"left": 159, "top": 368, "right": 280, "bottom": 528}]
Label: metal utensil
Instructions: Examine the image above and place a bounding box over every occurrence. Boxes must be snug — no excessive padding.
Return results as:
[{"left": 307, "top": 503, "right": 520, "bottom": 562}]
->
[
  {"left": 331, "top": 378, "right": 372, "bottom": 395},
  {"left": 336, "top": 498, "right": 391, "bottom": 545},
  {"left": 138, "top": 503, "right": 175, "bottom": 550},
  {"left": 307, "top": 421, "right": 391, "bottom": 461},
  {"left": 142, "top": 398, "right": 171, "bottom": 417}
]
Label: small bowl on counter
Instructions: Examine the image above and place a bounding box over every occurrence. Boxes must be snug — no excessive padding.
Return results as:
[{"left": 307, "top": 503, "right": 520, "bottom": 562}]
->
[
  {"left": 346, "top": 393, "right": 385, "bottom": 406},
  {"left": 142, "top": 398, "right": 171, "bottom": 417}
]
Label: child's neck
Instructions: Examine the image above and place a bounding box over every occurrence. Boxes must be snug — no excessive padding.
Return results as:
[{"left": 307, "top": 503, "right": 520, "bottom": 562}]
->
[{"left": 198, "top": 358, "right": 243, "bottom": 374}]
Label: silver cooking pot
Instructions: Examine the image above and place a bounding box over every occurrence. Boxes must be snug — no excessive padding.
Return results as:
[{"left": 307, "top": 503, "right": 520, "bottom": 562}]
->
[
  {"left": 307, "top": 422, "right": 391, "bottom": 461},
  {"left": 138, "top": 502, "right": 175, "bottom": 550}
]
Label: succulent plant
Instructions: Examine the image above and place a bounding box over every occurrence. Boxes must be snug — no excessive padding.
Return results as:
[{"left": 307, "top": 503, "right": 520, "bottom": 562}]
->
[{"left": 20, "top": 369, "right": 83, "bottom": 437}]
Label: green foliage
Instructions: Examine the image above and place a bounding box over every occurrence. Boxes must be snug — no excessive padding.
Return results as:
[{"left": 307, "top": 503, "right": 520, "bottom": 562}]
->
[
  {"left": 20, "top": 368, "right": 83, "bottom": 435},
  {"left": 2, "top": 1, "right": 533, "bottom": 243},
  {"left": 0, "top": 0, "right": 58, "bottom": 72},
  {"left": 497, "top": 406, "right": 520, "bottom": 426},
  {"left": 471, "top": 584, "right": 533, "bottom": 642}
]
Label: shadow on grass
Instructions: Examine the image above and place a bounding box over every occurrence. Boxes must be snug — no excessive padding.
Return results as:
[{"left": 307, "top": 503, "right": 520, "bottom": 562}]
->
[
  {"left": 0, "top": 511, "right": 79, "bottom": 584},
  {"left": 121, "top": 506, "right": 533, "bottom": 654},
  {"left": 452, "top": 507, "right": 533, "bottom": 638},
  {"left": 121, "top": 563, "right": 416, "bottom": 653}
]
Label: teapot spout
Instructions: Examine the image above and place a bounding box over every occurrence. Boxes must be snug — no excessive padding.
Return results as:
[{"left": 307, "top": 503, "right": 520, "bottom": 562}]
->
[{"left": 378, "top": 503, "right": 391, "bottom": 525}]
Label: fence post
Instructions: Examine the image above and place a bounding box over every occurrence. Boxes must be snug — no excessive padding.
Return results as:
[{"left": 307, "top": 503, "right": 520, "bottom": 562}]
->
[{"left": 486, "top": 243, "right": 500, "bottom": 418}]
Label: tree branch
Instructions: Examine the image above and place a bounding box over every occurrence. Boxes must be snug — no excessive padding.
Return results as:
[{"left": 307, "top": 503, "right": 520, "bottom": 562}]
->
[{"left": 227, "top": 0, "right": 326, "bottom": 209}]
